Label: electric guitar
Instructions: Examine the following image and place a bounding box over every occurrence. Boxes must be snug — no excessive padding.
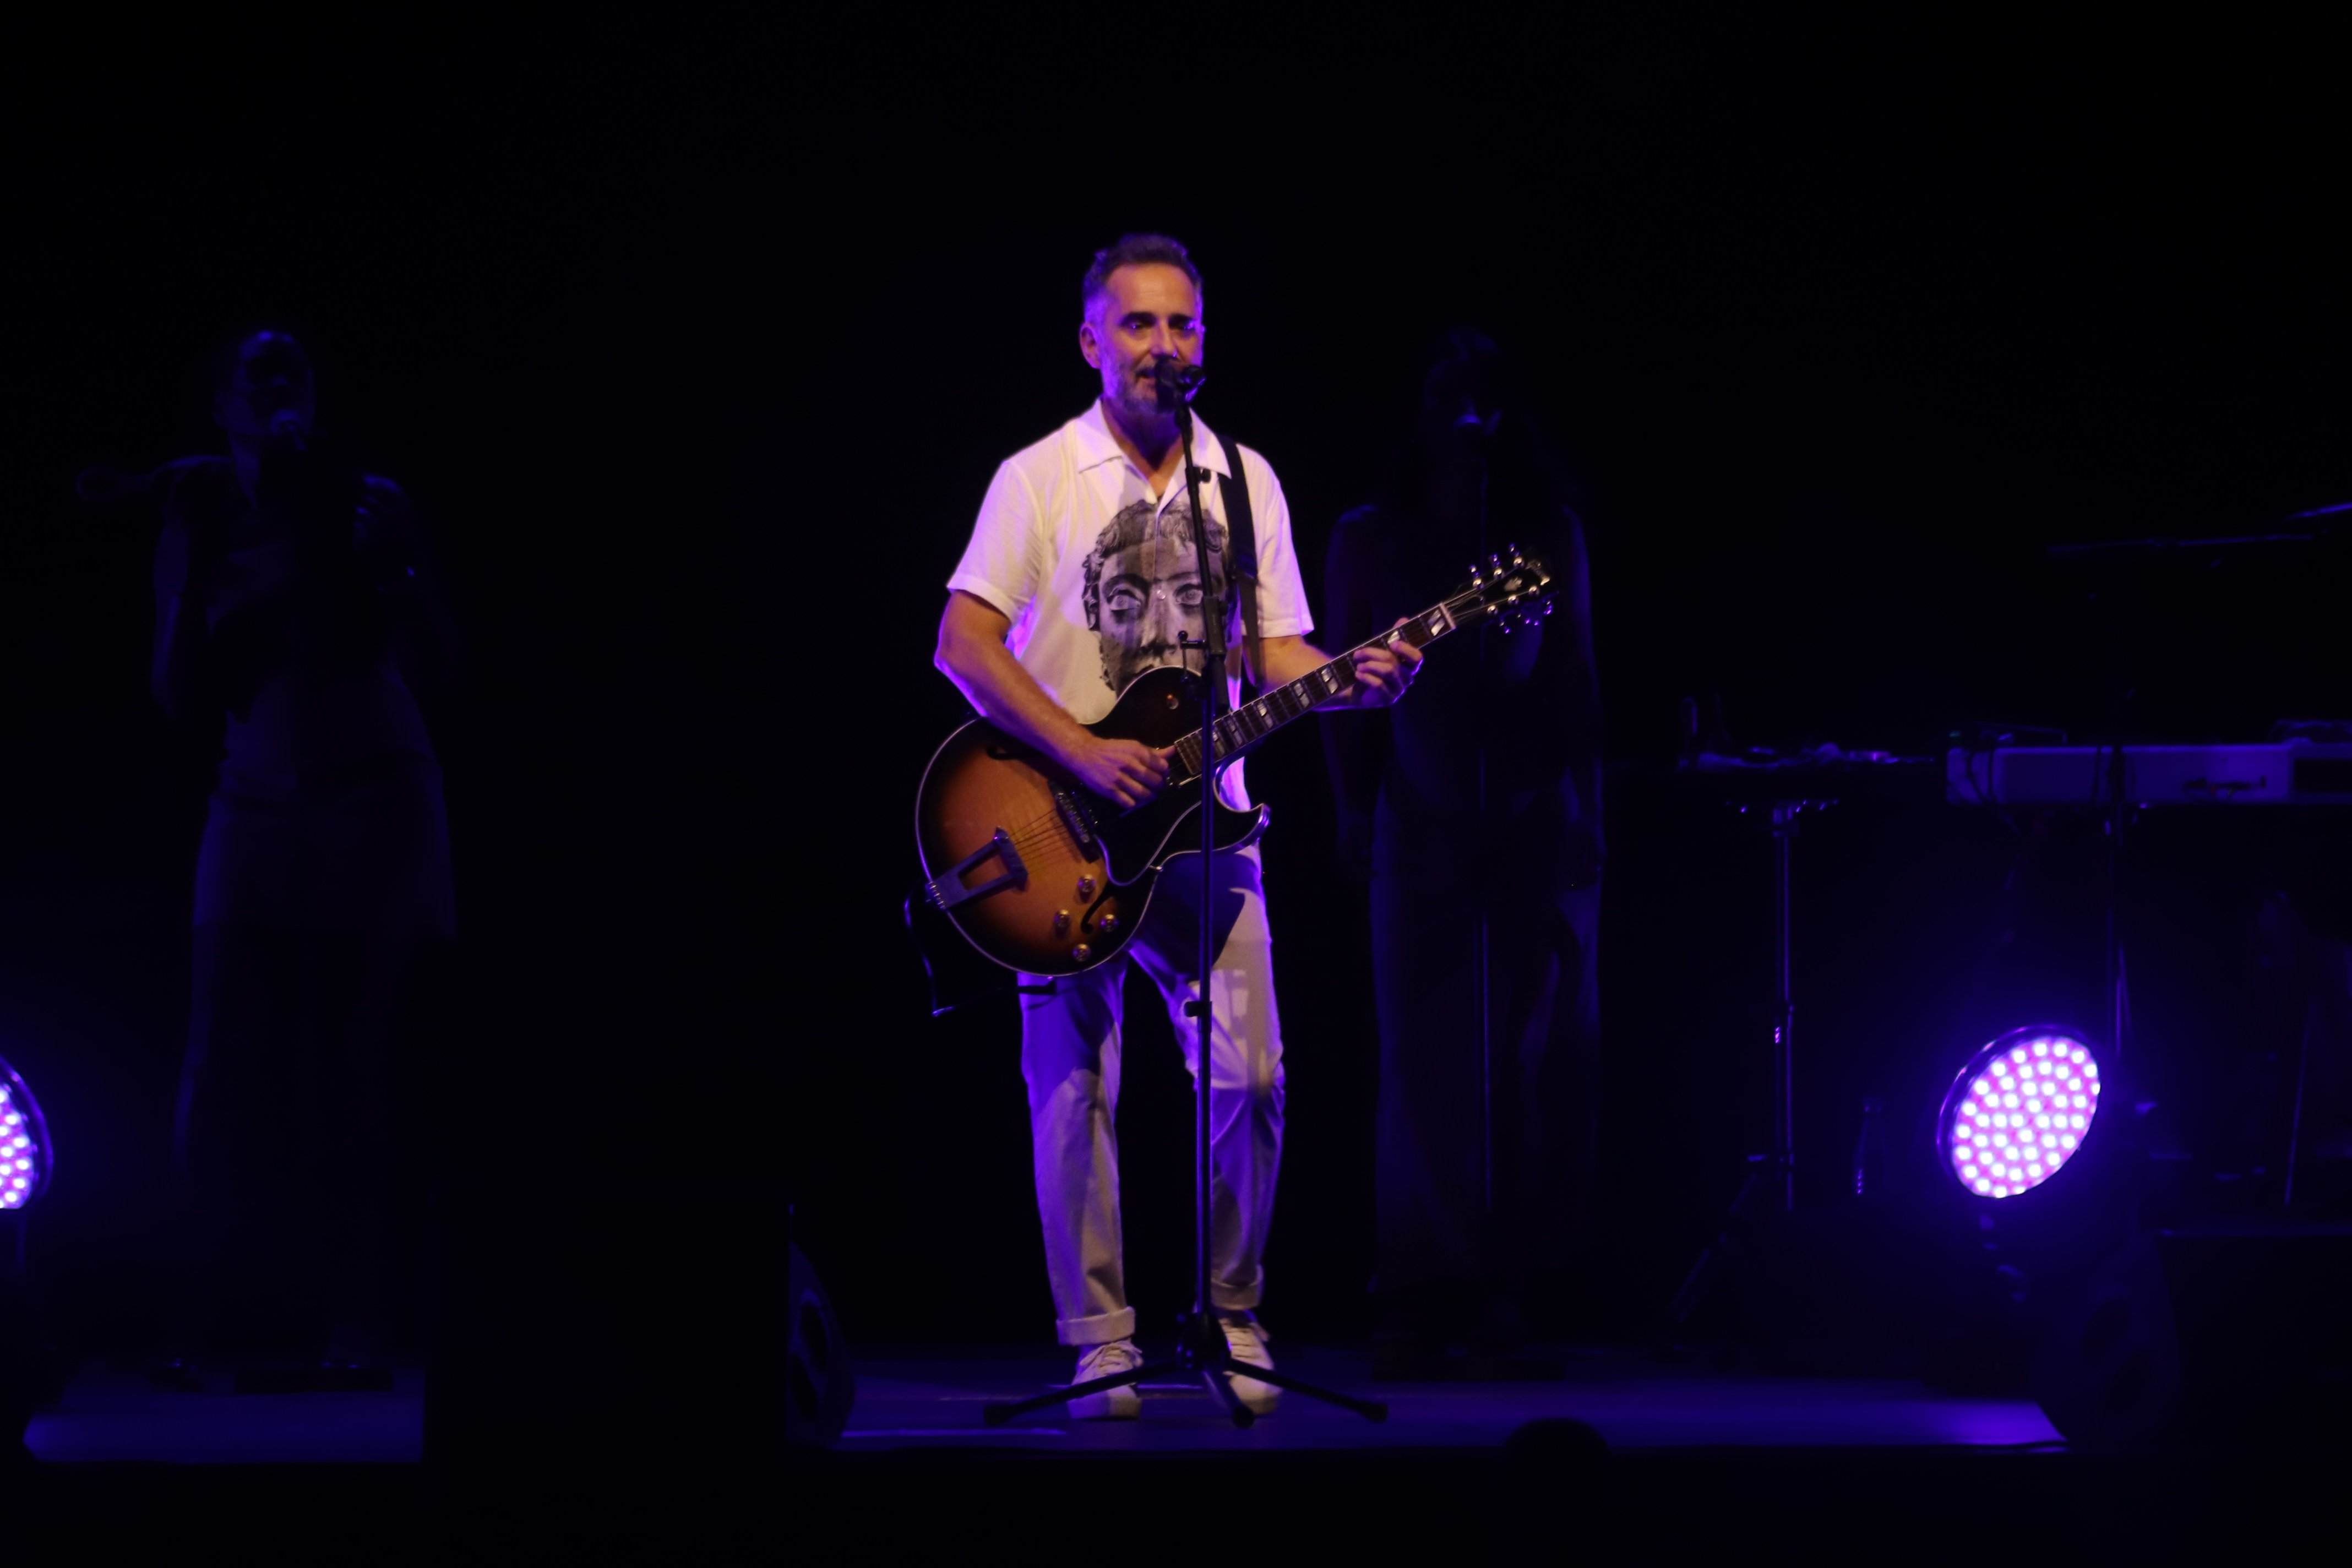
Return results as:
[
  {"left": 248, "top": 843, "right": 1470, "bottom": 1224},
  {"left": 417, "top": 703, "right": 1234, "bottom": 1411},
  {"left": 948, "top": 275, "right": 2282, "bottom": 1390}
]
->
[{"left": 912, "top": 549, "right": 1559, "bottom": 976}]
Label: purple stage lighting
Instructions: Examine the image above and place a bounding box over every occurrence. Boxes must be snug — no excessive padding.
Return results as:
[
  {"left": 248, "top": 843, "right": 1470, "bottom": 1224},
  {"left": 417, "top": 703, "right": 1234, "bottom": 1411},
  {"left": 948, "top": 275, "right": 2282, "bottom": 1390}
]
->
[
  {"left": 0, "top": 1058, "right": 52, "bottom": 1211},
  {"left": 1936, "top": 1028, "right": 2102, "bottom": 1200}
]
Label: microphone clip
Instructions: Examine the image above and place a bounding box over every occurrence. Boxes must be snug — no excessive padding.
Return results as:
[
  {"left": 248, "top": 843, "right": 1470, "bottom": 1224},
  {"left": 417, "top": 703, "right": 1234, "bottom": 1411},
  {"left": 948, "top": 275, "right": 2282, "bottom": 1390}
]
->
[{"left": 1151, "top": 356, "right": 1207, "bottom": 413}]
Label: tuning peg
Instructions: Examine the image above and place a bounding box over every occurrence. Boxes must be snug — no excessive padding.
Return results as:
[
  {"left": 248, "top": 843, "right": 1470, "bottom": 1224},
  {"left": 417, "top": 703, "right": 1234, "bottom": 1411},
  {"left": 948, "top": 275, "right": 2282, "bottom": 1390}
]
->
[
  {"left": 1490, "top": 553, "right": 1502, "bottom": 567},
  {"left": 1506, "top": 542, "right": 1521, "bottom": 561},
  {"left": 1542, "top": 601, "right": 1555, "bottom": 617}
]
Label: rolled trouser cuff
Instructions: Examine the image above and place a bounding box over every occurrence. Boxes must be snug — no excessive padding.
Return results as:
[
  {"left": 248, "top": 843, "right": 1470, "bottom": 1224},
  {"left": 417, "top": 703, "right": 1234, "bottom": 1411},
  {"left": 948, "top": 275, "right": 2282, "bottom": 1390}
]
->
[
  {"left": 1210, "top": 1266, "right": 1264, "bottom": 1315},
  {"left": 1058, "top": 1306, "right": 1138, "bottom": 1347}
]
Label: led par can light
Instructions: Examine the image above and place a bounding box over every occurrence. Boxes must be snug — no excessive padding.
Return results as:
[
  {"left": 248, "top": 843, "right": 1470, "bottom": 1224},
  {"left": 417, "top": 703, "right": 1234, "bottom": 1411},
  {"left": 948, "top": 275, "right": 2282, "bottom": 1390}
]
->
[
  {"left": 1936, "top": 1027, "right": 2103, "bottom": 1202},
  {"left": 0, "top": 1057, "right": 52, "bottom": 1211}
]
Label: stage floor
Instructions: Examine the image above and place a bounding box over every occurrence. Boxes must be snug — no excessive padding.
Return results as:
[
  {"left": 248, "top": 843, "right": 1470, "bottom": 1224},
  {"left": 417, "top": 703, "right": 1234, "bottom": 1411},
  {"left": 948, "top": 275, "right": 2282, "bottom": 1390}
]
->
[
  {"left": 20, "top": 1343, "right": 2065, "bottom": 1464},
  {"left": 25, "top": 1362, "right": 425, "bottom": 1464},
  {"left": 802, "top": 1344, "right": 2348, "bottom": 1560},
  {"left": 840, "top": 1343, "right": 2065, "bottom": 1453}
]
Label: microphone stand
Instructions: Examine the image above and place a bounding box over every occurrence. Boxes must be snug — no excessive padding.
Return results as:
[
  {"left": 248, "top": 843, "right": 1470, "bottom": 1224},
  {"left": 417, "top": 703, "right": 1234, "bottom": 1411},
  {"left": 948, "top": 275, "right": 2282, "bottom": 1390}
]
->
[{"left": 986, "top": 368, "right": 1386, "bottom": 1429}]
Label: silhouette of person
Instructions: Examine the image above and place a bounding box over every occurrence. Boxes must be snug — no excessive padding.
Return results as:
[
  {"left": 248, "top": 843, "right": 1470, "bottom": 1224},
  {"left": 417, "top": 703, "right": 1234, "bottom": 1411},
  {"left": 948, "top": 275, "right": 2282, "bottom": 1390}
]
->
[
  {"left": 1322, "top": 329, "right": 1604, "bottom": 1375},
  {"left": 142, "top": 329, "right": 458, "bottom": 1382}
]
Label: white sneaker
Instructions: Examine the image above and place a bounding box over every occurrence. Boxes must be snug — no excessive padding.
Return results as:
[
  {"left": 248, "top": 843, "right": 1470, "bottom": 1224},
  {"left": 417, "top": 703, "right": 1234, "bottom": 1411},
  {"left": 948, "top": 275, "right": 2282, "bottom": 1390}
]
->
[
  {"left": 1218, "top": 1314, "right": 1280, "bottom": 1415},
  {"left": 1068, "top": 1338, "right": 1144, "bottom": 1420}
]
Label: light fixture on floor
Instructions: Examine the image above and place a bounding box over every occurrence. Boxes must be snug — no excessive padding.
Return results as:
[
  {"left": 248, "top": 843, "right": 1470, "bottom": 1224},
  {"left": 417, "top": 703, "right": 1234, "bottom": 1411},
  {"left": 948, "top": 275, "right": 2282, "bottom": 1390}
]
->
[
  {"left": 0, "top": 1058, "right": 50, "bottom": 1212},
  {"left": 0, "top": 1054, "right": 62, "bottom": 1462},
  {"left": 1937, "top": 1027, "right": 2103, "bottom": 1200}
]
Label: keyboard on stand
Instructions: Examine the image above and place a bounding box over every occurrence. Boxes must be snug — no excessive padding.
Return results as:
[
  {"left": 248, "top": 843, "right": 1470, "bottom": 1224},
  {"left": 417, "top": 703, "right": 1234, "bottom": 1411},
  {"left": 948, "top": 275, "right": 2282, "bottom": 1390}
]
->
[{"left": 1946, "top": 743, "right": 2352, "bottom": 807}]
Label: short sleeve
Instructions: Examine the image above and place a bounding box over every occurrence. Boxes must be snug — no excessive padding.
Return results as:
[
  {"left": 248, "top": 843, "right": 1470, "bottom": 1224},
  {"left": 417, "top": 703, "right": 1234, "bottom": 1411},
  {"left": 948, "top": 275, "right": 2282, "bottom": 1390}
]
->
[
  {"left": 945, "top": 459, "right": 1045, "bottom": 623},
  {"left": 1236, "top": 447, "right": 1313, "bottom": 640},
  {"left": 359, "top": 473, "right": 416, "bottom": 528}
]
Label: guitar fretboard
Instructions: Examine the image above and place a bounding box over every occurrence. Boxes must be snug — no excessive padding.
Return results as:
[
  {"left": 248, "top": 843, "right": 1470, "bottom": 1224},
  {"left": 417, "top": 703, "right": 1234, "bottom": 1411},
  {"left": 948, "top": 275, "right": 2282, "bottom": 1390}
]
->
[{"left": 1168, "top": 597, "right": 1465, "bottom": 781}]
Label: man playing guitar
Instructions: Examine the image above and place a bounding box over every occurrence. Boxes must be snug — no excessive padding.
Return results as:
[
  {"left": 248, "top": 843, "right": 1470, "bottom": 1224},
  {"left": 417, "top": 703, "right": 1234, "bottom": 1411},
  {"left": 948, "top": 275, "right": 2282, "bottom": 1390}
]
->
[{"left": 933, "top": 233, "right": 1420, "bottom": 1416}]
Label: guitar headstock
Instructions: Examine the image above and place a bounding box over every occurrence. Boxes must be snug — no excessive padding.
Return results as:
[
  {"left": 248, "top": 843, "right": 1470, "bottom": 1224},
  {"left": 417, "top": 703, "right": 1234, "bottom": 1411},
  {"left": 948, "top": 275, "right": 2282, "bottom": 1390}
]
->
[{"left": 1447, "top": 546, "right": 1558, "bottom": 634}]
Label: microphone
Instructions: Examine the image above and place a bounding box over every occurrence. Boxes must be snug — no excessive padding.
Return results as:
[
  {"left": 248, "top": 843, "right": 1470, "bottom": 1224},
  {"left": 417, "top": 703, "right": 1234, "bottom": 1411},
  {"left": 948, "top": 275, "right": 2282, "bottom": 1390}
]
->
[
  {"left": 1151, "top": 356, "right": 1207, "bottom": 411},
  {"left": 268, "top": 409, "right": 309, "bottom": 449}
]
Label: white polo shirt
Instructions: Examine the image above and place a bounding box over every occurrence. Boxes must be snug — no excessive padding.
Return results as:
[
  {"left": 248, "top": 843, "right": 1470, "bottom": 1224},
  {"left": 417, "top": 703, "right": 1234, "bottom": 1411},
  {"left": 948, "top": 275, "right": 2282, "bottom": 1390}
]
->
[{"left": 948, "top": 401, "right": 1314, "bottom": 810}]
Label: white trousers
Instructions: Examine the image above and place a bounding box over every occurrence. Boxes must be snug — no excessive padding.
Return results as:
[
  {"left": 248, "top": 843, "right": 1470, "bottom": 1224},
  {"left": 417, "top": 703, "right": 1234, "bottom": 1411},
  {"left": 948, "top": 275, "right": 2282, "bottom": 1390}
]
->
[{"left": 1020, "top": 846, "right": 1286, "bottom": 1346}]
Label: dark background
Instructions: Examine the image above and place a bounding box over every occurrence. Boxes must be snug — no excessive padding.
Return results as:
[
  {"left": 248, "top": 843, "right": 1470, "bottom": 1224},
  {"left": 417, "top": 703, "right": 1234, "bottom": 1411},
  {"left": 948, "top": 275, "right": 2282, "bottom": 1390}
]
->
[{"left": 4, "top": 9, "right": 2344, "bottom": 1390}]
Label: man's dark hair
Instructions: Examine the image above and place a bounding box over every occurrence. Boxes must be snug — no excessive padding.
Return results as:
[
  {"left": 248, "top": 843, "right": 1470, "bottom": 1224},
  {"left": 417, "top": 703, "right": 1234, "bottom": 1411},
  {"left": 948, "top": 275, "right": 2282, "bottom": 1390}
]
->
[
  {"left": 209, "top": 324, "right": 314, "bottom": 398},
  {"left": 1081, "top": 233, "right": 1204, "bottom": 316},
  {"left": 1380, "top": 326, "right": 1585, "bottom": 527},
  {"left": 1419, "top": 326, "right": 1512, "bottom": 421}
]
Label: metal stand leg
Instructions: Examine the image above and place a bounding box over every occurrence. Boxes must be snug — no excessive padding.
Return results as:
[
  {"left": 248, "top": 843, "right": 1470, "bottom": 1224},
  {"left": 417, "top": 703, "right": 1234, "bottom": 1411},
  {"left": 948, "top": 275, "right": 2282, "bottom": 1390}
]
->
[
  {"left": 1668, "top": 799, "right": 1810, "bottom": 1330},
  {"left": 1770, "top": 802, "right": 1796, "bottom": 1215}
]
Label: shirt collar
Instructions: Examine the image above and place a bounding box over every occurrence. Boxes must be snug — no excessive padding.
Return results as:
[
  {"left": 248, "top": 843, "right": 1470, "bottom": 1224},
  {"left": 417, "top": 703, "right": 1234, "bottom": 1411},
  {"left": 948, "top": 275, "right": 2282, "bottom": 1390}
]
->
[{"left": 1071, "top": 399, "right": 1233, "bottom": 480}]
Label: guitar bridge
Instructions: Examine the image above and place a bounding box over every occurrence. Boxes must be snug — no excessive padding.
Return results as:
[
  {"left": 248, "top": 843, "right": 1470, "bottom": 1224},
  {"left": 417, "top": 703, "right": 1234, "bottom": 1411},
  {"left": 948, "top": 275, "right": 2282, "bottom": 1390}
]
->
[
  {"left": 1050, "top": 786, "right": 1101, "bottom": 851},
  {"left": 923, "top": 829, "right": 1028, "bottom": 911}
]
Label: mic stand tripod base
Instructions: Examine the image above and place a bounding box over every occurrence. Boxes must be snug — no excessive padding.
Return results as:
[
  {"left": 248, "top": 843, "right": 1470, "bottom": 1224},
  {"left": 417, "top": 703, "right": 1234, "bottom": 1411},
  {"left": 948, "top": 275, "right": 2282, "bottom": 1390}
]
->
[
  {"left": 981, "top": 1314, "right": 1392, "bottom": 1428},
  {"left": 1665, "top": 1150, "right": 1789, "bottom": 1331}
]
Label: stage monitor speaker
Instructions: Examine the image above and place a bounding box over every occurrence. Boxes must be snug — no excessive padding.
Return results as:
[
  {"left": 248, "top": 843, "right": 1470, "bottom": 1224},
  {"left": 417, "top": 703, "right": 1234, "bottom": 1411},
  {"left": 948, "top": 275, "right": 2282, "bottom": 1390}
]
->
[
  {"left": 787, "top": 1240, "right": 856, "bottom": 1449},
  {"left": 2032, "top": 1222, "right": 2352, "bottom": 1451}
]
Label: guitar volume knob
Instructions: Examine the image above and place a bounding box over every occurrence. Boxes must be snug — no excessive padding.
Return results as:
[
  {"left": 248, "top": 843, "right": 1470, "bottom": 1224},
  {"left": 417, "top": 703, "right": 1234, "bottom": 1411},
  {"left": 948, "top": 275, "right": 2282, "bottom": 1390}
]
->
[
  {"left": 1070, "top": 944, "right": 1092, "bottom": 963},
  {"left": 1076, "top": 876, "right": 1095, "bottom": 899},
  {"left": 1053, "top": 911, "right": 1071, "bottom": 935}
]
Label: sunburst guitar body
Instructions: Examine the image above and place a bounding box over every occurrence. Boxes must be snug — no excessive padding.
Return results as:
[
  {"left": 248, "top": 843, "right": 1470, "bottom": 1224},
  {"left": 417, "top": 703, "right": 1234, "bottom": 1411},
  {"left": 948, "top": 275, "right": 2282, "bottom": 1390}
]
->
[{"left": 915, "top": 666, "right": 1262, "bottom": 976}]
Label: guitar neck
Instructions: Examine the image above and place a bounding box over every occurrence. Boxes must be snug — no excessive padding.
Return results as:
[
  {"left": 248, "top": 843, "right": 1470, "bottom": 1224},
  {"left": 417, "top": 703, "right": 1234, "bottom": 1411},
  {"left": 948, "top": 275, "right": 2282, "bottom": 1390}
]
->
[{"left": 1168, "top": 594, "right": 1468, "bottom": 781}]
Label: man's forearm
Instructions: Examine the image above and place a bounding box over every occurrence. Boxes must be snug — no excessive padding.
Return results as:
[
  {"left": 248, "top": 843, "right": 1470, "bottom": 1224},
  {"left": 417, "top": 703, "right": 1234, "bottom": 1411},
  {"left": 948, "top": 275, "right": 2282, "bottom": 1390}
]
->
[
  {"left": 1256, "top": 635, "right": 1351, "bottom": 707},
  {"left": 150, "top": 591, "right": 208, "bottom": 725},
  {"left": 937, "top": 633, "right": 1096, "bottom": 766}
]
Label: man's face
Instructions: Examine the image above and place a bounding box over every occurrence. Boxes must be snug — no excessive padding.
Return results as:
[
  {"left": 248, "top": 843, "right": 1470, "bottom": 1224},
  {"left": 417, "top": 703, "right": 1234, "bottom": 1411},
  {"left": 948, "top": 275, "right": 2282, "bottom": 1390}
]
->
[
  {"left": 1080, "top": 263, "right": 1202, "bottom": 422},
  {"left": 215, "top": 332, "right": 317, "bottom": 441}
]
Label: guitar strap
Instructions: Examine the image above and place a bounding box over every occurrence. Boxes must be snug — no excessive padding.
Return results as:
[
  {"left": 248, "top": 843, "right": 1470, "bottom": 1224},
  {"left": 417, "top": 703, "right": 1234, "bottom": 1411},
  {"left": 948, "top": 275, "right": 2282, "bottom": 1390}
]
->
[{"left": 1216, "top": 441, "right": 1261, "bottom": 696}]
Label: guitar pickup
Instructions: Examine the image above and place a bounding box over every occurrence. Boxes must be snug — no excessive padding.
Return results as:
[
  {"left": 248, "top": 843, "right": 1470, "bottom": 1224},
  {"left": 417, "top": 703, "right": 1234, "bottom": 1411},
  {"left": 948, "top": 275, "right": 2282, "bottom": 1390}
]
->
[
  {"left": 923, "top": 829, "right": 1028, "bottom": 911},
  {"left": 1051, "top": 786, "right": 1101, "bottom": 851}
]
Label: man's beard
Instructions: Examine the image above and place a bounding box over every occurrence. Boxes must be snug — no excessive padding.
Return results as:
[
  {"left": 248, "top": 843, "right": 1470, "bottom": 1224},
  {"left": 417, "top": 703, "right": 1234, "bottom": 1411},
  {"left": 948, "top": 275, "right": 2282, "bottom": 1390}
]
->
[{"left": 1112, "top": 363, "right": 1167, "bottom": 421}]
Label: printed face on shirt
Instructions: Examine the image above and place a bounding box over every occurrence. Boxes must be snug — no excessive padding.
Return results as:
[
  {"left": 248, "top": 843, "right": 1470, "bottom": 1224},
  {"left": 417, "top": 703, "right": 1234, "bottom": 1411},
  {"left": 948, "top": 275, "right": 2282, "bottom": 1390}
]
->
[
  {"left": 1080, "top": 263, "right": 1202, "bottom": 425},
  {"left": 1082, "top": 498, "right": 1228, "bottom": 695}
]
